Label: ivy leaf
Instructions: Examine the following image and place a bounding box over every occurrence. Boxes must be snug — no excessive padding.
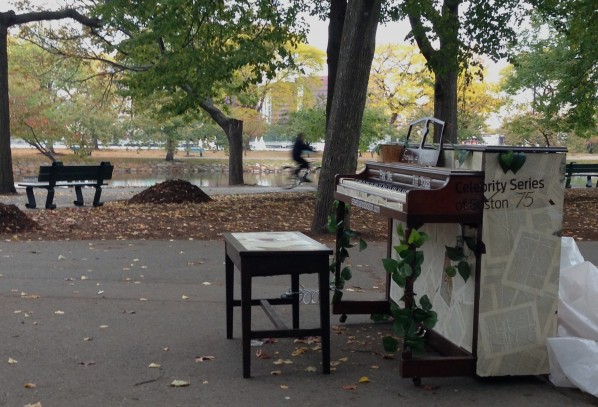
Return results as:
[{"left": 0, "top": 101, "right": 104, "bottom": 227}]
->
[
  {"left": 419, "top": 295, "right": 433, "bottom": 312},
  {"left": 399, "top": 261, "right": 413, "bottom": 277},
  {"left": 510, "top": 153, "right": 527, "bottom": 174},
  {"left": 455, "top": 148, "right": 472, "bottom": 166},
  {"left": 382, "top": 336, "right": 399, "bottom": 353},
  {"left": 457, "top": 260, "right": 471, "bottom": 281},
  {"left": 391, "top": 271, "right": 406, "bottom": 287},
  {"left": 358, "top": 238, "right": 367, "bottom": 251},
  {"left": 463, "top": 236, "right": 477, "bottom": 251},
  {"left": 499, "top": 150, "right": 514, "bottom": 173},
  {"left": 445, "top": 246, "right": 465, "bottom": 261},
  {"left": 393, "top": 244, "right": 409, "bottom": 255},
  {"left": 445, "top": 265, "right": 457, "bottom": 277},
  {"left": 407, "top": 228, "right": 421, "bottom": 245},
  {"left": 340, "top": 267, "right": 352, "bottom": 281},
  {"left": 382, "top": 258, "right": 399, "bottom": 274}
]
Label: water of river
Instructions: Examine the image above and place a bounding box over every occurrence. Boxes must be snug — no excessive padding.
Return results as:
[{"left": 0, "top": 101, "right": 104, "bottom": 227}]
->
[{"left": 14, "top": 172, "right": 319, "bottom": 188}]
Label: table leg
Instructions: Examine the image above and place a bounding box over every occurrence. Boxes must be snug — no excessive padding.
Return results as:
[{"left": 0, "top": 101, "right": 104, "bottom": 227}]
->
[
  {"left": 241, "top": 269, "right": 252, "bottom": 378},
  {"left": 225, "top": 253, "right": 234, "bottom": 339},
  {"left": 319, "top": 264, "right": 331, "bottom": 374},
  {"left": 291, "top": 274, "right": 299, "bottom": 329}
]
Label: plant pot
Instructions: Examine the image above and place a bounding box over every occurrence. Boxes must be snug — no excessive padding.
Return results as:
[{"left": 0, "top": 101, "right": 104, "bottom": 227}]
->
[{"left": 376, "top": 144, "right": 405, "bottom": 163}]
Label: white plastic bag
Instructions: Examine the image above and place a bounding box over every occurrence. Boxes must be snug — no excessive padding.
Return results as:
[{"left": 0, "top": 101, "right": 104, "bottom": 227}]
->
[
  {"left": 548, "top": 238, "right": 598, "bottom": 397},
  {"left": 558, "top": 261, "right": 598, "bottom": 340},
  {"left": 560, "top": 236, "right": 584, "bottom": 271},
  {"left": 548, "top": 337, "right": 598, "bottom": 397}
]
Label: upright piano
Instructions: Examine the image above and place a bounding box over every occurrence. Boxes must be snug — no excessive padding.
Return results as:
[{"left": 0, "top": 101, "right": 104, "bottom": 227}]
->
[{"left": 332, "top": 160, "right": 486, "bottom": 381}]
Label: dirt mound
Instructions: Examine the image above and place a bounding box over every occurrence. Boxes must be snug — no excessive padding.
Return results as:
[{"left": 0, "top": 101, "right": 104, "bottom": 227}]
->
[
  {"left": 128, "top": 179, "right": 212, "bottom": 205},
  {"left": 0, "top": 203, "right": 38, "bottom": 233}
]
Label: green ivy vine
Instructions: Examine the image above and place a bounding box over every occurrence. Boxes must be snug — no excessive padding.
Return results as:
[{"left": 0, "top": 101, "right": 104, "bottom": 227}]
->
[
  {"left": 327, "top": 200, "right": 367, "bottom": 304},
  {"left": 381, "top": 223, "right": 437, "bottom": 355}
]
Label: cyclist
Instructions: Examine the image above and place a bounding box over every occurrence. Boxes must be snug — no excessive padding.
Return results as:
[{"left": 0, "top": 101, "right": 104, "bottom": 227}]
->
[{"left": 292, "top": 132, "right": 314, "bottom": 182}]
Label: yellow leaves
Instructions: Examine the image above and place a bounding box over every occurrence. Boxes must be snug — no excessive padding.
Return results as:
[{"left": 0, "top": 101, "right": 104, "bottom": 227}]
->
[
  {"left": 8, "top": 357, "right": 17, "bottom": 364},
  {"left": 291, "top": 347, "right": 307, "bottom": 356},
  {"left": 273, "top": 359, "right": 293, "bottom": 365},
  {"left": 359, "top": 376, "right": 370, "bottom": 383},
  {"left": 24, "top": 403, "right": 42, "bottom": 407},
  {"left": 304, "top": 366, "right": 317, "bottom": 372}
]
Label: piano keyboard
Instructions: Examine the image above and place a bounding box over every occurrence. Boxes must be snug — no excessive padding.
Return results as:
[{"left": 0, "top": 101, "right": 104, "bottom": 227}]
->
[{"left": 336, "top": 179, "right": 407, "bottom": 213}]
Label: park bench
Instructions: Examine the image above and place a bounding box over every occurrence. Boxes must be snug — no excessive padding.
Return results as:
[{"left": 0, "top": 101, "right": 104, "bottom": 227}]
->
[
  {"left": 18, "top": 161, "right": 114, "bottom": 209},
  {"left": 565, "top": 162, "right": 598, "bottom": 188}
]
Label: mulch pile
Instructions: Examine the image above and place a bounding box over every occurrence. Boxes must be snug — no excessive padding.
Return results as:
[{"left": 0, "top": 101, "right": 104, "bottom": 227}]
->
[
  {"left": 0, "top": 203, "right": 39, "bottom": 233},
  {"left": 127, "top": 179, "right": 212, "bottom": 205}
]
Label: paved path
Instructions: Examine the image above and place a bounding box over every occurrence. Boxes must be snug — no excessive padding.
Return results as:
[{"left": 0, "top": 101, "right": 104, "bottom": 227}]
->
[
  {"left": 1, "top": 185, "right": 596, "bottom": 406},
  {"left": 1, "top": 239, "right": 596, "bottom": 407}
]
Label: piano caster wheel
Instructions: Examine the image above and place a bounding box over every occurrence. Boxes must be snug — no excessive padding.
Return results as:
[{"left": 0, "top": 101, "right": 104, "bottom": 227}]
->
[
  {"left": 339, "top": 314, "right": 347, "bottom": 323},
  {"left": 412, "top": 376, "right": 422, "bottom": 386}
]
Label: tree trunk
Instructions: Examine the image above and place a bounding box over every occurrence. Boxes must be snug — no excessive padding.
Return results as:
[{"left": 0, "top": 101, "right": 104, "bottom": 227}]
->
[
  {"left": 199, "top": 99, "right": 244, "bottom": 185},
  {"left": 0, "top": 24, "right": 16, "bottom": 194},
  {"left": 226, "top": 119, "right": 244, "bottom": 185},
  {"left": 407, "top": 0, "right": 460, "bottom": 144},
  {"left": 311, "top": 0, "right": 381, "bottom": 233},
  {"left": 433, "top": 70, "right": 458, "bottom": 143},
  {"left": 0, "top": 9, "right": 99, "bottom": 195},
  {"left": 326, "top": 0, "right": 347, "bottom": 128}
]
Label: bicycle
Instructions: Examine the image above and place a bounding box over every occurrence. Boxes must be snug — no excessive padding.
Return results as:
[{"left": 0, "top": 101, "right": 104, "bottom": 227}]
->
[{"left": 282, "top": 164, "right": 321, "bottom": 189}]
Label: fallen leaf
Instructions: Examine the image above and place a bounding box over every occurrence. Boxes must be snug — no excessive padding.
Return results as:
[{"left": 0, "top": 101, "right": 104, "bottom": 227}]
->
[
  {"left": 58, "top": 255, "right": 66, "bottom": 260},
  {"left": 181, "top": 295, "right": 189, "bottom": 300},
  {"left": 202, "top": 281, "right": 211, "bottom": 286},
  {"left": 78, "top": 361, "right": 95, "bottom": 366},
  {"left": 83, "top": 337, "right": 93, "bottom": 341},
  {"left": 280, "top": 385, "right": 289, "bottom": 390},
  {"left": 54, "top": 310, "right": 65, "bottom": 315},
  {"left": 24, "top": 383, "right": 36, "bottom": 389},
  {"left": 256, "top": 349, "right": 271, "bottom": 359},
  {"left": 8, "top": 357, "right": 17, "bottom": 364},
  {"left": 270, "top": 370, "right": 282, "bottom": 375},
  {"left": 359, "top": 376, "right": 370, "bottom": 383},
  {"left": 273, "top": 359, "right": 293, "bottom": 365},
  {"left": 170, "top": 380, "right": 190, "bottom": 387},
  {"left": 148, "top": 363, "right": 161, "bottom": 368},
  {"left": 305, "top": 366, "right": 317, "bottom": 372},
  {"left": 195, "top": 355, "right": 215, "bottom": 363},
  {"left": 24, "top": 403, "right": 42, "bottom": 407},
  {"left": 342, "top": 385, "right": 357, "bottom": 391},
  {"left": 291, "top": 347, "right": 307, "bottom": 356},
  {"left": 99, "top": 325, "right": 109, "bottom": 329}
]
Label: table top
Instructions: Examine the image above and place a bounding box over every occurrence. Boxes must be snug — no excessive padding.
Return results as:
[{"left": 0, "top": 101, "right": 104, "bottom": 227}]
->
[{"left": 224, "top": 231, "right": 332, "bottom": 255}]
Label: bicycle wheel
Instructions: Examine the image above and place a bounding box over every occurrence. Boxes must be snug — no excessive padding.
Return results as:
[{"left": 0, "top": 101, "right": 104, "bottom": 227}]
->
[{"left": 284, "top": 172, "right": 301, "bottom": 189}]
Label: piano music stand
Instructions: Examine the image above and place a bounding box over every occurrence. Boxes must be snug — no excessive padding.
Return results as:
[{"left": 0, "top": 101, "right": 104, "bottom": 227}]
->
[{"left": 401, "top": 117, "right": 446, "bottom": 167}]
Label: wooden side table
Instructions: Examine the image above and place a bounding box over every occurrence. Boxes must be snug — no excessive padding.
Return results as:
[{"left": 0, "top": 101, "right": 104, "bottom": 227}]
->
[{"left": 224, "top": 231, "right": 333, "bottom": 378}]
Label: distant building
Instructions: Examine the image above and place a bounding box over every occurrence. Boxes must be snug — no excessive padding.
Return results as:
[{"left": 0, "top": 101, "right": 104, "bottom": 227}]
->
[{"left": 261, "top": 76, "right": 328, "bottom": 125}]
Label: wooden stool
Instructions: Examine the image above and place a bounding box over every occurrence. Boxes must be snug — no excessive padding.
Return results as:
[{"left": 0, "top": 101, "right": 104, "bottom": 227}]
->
[{"left": 224, "top": 232, "right": 332, "bottom": 378}]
